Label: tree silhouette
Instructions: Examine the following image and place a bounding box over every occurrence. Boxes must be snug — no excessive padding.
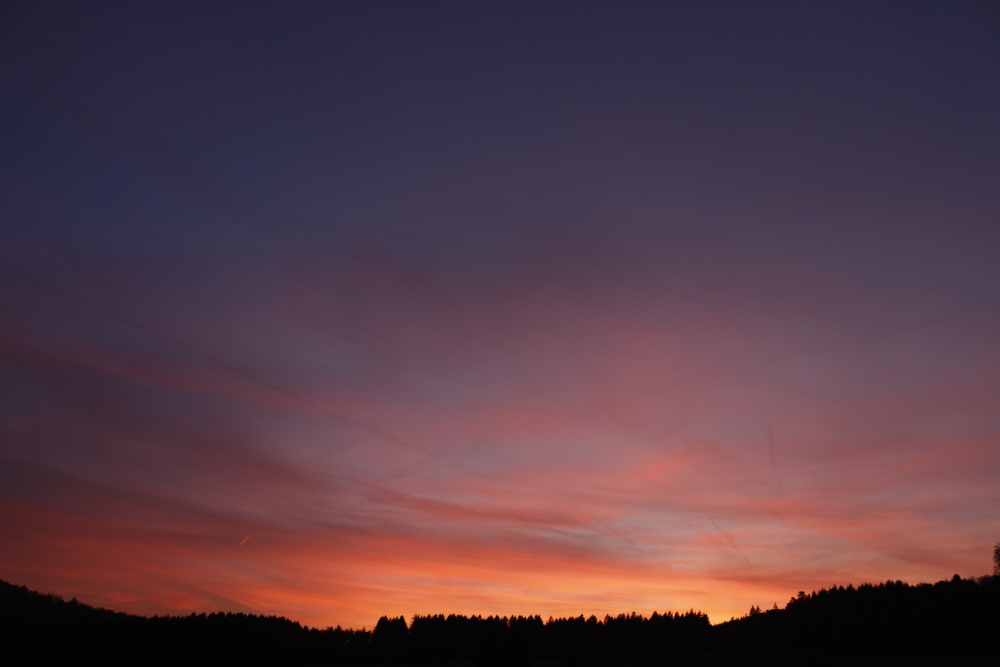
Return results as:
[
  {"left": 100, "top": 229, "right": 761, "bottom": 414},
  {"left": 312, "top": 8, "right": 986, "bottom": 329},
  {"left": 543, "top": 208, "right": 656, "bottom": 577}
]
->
[
  {"left": 372, "top": 614, "right": 409, "bottom": 662},
  {"left": 994, "top": 541, "right": 1000, "bottom": 576},
  {"left": 4, "top": 576, "right": 1000, "bottom": 664}
]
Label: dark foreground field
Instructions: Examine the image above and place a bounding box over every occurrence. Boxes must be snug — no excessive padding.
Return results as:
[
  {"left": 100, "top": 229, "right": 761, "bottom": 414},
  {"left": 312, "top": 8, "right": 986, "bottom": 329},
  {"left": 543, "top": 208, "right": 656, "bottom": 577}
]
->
[
  {"left": 352, "top": 653, "right": 1000, "bottom": 667},
  {"left": 355, "top": 654, "right": 1000, "bottom": 667}
]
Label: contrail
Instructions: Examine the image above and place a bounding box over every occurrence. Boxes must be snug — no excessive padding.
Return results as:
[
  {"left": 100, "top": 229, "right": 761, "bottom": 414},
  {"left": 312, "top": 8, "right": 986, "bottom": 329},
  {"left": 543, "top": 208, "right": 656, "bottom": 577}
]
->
[
  {"left": 768, "top": 425, "right": 785, "bottom": 499},
  {"left": 238, "top": 534, "right": 252, "bottom": 546},
  {"left": 704, "top": 513, "right": 752, "bottom": 567},
  {"left": 687, "top": 495, "right": 753, "bottom": 568},
  {"left": 767, "top": 425, "right": 776, "bottom": 469}
]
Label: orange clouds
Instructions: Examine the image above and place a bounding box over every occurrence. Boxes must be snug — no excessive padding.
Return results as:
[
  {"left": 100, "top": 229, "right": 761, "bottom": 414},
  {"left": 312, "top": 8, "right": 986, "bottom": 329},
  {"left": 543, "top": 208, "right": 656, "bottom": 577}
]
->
[{"left": 5, "top": 391, "right": 995, "bottom": 630}]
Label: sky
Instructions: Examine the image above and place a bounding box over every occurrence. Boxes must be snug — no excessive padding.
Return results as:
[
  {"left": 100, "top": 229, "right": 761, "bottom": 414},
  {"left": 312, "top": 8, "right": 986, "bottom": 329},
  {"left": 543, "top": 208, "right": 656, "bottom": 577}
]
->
[{"left": 2, "top": 1, "right": 1000, "bottom": 629}]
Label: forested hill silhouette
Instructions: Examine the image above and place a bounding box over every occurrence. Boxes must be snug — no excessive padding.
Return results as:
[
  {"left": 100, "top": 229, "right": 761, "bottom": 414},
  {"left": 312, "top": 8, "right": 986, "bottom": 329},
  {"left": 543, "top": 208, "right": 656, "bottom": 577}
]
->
[{"left": 3, "top": 576, "right": 1000, "bottom": 666}]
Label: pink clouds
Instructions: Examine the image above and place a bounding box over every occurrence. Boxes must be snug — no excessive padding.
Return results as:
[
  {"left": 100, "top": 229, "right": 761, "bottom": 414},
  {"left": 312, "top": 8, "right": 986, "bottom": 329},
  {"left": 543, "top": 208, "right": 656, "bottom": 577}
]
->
[
  {"left": 4, "top": 262, "right": 998, "bottom": 629},
  {"left": 2, "top": 378, "right": 997, "bottom": 629}
]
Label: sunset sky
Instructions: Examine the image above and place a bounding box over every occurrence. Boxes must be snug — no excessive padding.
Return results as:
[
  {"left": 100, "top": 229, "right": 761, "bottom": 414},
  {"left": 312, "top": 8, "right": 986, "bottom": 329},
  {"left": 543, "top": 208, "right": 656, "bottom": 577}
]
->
[{"left": 2, "top": 2, "right": 1000, "bottom": 629}]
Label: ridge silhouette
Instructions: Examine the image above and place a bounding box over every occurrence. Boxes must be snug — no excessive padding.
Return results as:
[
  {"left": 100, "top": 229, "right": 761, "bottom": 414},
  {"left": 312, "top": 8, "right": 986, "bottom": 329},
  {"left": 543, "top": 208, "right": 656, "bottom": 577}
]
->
[{"left": 3, "top": 574, "right": 1000, "bottom": 666}]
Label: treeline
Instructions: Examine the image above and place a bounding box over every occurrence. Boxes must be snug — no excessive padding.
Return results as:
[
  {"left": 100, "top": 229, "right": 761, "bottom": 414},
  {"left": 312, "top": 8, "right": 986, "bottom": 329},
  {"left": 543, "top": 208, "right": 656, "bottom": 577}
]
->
[
  {"left": 3, "top": 576, "right": 1000, "bottom": 665},
  {"left": 0, "top": 580, "right": 335, "bottom": 666},
  {"left": 369, "top": 609, "right": 710, "bottom": 664},
  {"left": 1, "top": 583, "right": 709, "bottom": 666},
  {"left": 715, "top": 574, "right": 1000, "bottom": 655}
]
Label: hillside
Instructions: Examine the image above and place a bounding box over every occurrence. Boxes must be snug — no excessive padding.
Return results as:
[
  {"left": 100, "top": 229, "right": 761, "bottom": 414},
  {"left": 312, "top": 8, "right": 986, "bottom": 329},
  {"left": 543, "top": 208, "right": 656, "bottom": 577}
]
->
[{"left": 2, "top": 576, "right": 999, "bottom": 665}]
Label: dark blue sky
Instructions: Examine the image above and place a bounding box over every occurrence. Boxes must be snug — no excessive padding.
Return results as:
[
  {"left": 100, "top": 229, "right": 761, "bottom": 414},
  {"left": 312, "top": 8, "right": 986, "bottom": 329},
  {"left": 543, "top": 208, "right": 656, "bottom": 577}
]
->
[{"left": 3, "top": 1, "right": 1000, "bottom": 628}]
